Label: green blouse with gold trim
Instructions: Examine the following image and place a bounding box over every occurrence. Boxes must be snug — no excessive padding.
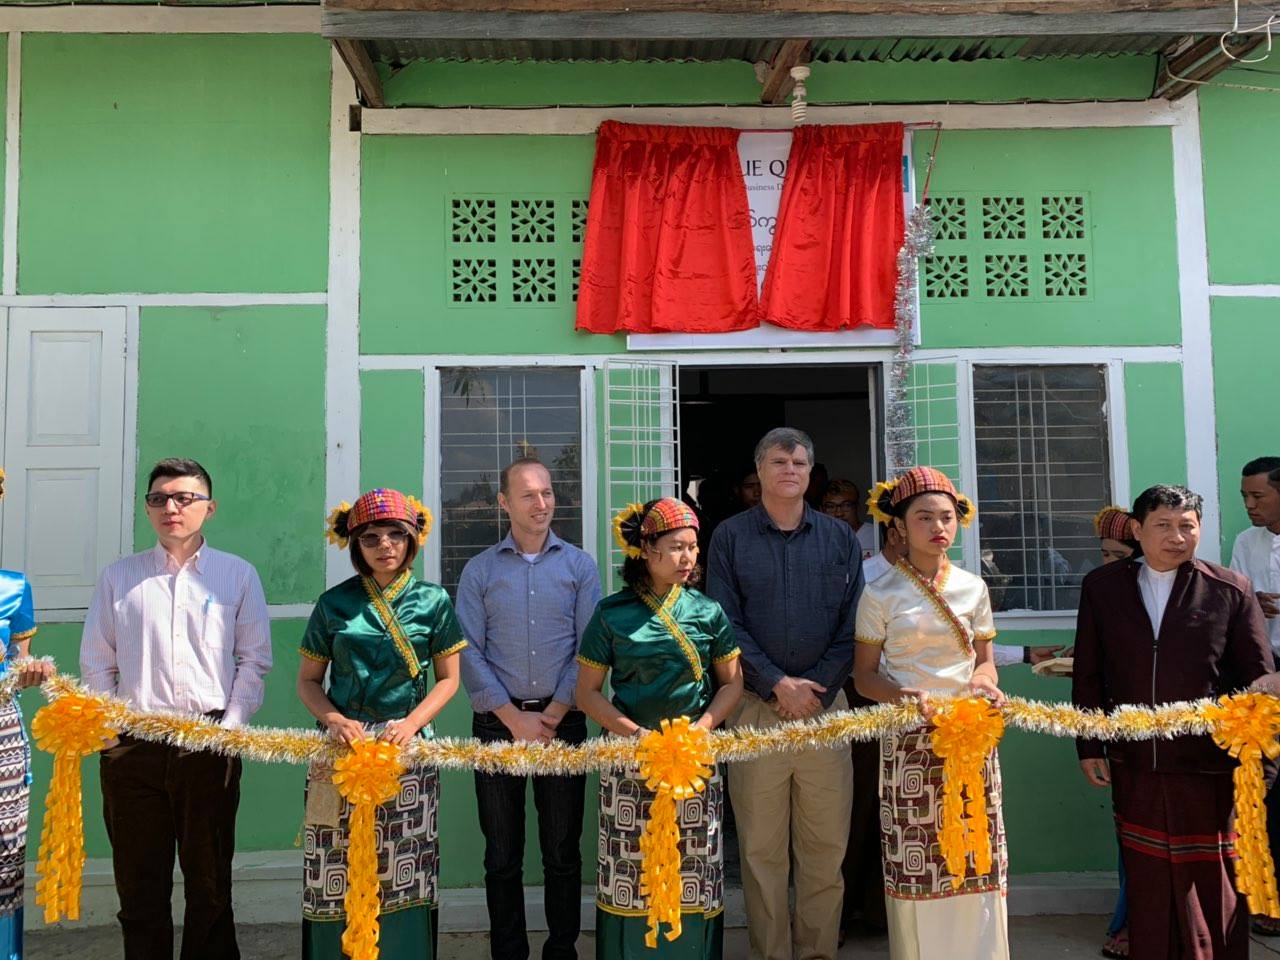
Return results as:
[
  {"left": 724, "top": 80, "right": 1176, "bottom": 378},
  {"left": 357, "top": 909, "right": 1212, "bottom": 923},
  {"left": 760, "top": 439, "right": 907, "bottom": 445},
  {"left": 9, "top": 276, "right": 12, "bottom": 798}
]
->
[
  {"left": 300, "top": 571, "right": 467, "bottom": 724},
  {"left": 577, "top": 584, "right": 740, "bottom": 730}
]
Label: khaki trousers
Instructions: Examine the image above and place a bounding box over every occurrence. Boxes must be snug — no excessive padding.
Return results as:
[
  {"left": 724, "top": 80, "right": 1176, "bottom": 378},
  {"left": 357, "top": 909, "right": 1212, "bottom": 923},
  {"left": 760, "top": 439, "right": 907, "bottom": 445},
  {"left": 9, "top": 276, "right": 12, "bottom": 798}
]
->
[{"left": 727, "top": 690, "right": 854, "bottom": 960}]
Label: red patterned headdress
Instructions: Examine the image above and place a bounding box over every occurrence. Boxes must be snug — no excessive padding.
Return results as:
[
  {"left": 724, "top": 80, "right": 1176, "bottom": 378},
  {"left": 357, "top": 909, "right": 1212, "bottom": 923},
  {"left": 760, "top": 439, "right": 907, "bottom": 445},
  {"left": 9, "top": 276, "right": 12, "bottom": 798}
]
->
[
  {"left": 867, "top": 466, "right": 975, "bottom": 527},
  {"left": 1093, "top": 505, "right": 1134, "bottom": 542},
  {"left": 326, "top": 488, "right": 433, "bottom": 549},
  {"left": 612, "top": 497, "right": 699, "bottom": 559}
]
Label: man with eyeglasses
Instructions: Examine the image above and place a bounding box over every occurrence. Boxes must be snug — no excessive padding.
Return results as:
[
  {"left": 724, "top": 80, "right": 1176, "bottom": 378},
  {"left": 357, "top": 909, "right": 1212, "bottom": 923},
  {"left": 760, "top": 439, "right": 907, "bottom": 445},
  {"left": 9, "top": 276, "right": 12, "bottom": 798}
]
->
[
  {"left": 80, "top": 458, "right": 272, "bottom": 960},
  {"left": 821, "top": 478, "right": 876, "bottom": 561},
  {"left": 456, "top": 457, "right": 601, "bottom": 960}
]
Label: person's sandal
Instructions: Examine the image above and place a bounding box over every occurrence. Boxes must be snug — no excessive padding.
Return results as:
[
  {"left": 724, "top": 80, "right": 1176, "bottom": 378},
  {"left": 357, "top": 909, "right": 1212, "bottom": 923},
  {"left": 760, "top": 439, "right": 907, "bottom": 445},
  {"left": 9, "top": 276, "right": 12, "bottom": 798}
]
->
[{"left": 1101, "top": 929, "right": 1129, "bottom": 958}]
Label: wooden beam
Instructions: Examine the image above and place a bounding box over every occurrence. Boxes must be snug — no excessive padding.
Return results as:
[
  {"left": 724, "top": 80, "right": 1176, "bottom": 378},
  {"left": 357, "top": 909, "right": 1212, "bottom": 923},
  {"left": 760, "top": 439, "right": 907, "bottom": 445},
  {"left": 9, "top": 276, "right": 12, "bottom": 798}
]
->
[
  {"left": 759, "top": 39, "right": 811, "bottom": 104},
  {"left": 1156, "top": 34, "right": 1266, "bottom": 99},
  {"left": 332, "top": 37, "right": 386, "bottom": 108},
  {"left": 324, "top": 0, "right": 1230, "bottom": 13},
  {"left": 322, "top": 7, "right": 1245, "bottom": 40}
]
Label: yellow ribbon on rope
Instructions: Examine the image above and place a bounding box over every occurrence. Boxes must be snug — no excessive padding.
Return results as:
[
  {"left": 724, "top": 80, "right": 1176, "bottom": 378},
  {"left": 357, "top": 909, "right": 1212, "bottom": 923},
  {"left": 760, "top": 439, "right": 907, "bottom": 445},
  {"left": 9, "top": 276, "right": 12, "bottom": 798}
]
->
[
  {"left": 331, "top": 739, "right": 406, "bottom": 960},
  {"left": 930, "top": 696, "right": 1006, "bottom": 889},
  {"left": 635, "top": 717, "right": 714, "bottom": 948},
  {"left": 1204, "top": 692, "right": 1280, "bottom": 919},
  {"left": 31, "top": 692, "right": 118, "bottom": 922}
]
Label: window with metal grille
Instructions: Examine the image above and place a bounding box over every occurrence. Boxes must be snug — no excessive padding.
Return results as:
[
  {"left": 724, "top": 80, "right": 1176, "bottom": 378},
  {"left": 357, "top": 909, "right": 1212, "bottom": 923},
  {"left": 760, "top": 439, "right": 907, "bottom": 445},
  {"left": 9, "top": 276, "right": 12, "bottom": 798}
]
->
[
  {"left": 438, "top": 367, "right": 583, "bottom": 595},
  {"left": 972, "top": 364, "right": 1111, "bottom": 613}
]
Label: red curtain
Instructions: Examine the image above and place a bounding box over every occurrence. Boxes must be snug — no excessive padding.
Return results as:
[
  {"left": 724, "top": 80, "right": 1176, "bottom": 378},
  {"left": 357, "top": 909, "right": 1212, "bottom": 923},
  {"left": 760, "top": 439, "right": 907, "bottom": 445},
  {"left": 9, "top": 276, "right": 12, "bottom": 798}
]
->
[
  {"left": 576, "top": 121, "right": 759, "bottom": 335},
  {"left": 760, "top": 123, "right": 905, "bottom": 331}
]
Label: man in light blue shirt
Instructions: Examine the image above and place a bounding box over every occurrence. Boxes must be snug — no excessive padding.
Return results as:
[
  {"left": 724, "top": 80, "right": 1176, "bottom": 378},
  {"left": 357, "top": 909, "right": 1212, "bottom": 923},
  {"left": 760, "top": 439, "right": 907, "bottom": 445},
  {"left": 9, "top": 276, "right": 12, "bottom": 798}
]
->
[{"left": 457, "top": 457, "right": 601, "bottom": 960}]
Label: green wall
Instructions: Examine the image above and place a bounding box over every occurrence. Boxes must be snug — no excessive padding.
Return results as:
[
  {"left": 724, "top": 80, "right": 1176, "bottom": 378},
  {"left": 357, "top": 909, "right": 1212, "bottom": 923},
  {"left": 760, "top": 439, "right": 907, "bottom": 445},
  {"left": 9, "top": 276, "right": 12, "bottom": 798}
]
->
[
  {"left": 1210, "top": 297, "right": 1279, "bottom": 555},
  {"left": 361, "top": 134, "right": 622, "bottom": 355},
  {"left": 1199, "top": 65, "right": 1280, "bottom": 286},
  {"left": 383, "top": 56, "right": 1156, "bottom": 108},
  {"left": 996, "top": 634, "right": 1116, "bottom": 873},
  {"left": 1124, "top": 362, "right": 1187, "bottom": 496},
  {"left": 134, "top": 305, "right": 327, "bottom": 604},
  {"left": 19, "top": 33, "right": 330, "bottom": 294},
  {"left": 916, "top": 127, "right": 1180, "bottom": 348}
]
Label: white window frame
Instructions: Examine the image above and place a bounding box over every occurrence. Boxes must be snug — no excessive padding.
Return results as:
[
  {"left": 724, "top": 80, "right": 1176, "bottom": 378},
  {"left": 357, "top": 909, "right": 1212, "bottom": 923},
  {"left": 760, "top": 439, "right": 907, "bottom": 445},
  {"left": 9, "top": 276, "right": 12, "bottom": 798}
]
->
[
  {"left": 962, "top": 356, "right": 1130, "bottom": 630},
  {"left": 420, "top": 357, "right": 597, "bottom": 586}
]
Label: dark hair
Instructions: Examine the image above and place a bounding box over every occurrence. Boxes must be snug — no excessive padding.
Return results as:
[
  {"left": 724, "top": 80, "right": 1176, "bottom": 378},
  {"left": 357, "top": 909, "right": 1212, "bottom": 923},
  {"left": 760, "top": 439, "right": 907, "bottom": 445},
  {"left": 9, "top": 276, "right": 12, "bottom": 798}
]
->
[
  {"left": 1271, "top": 467, "right": 1280, "bottom": 486},
  {"left": 148, "top": 458, "right": 213, "bottom": 496},
  {"left": 825, "top": 478, "right": 860, "bottom": 502},
  {"left": 349, "top": 520, "right": 420, "bottom": 576},
  {"left": 618, "top": 499, "right": 701, "bottom": 590},
  {"left": 500, "top": 457, "right": 549, "bottom": 495},
  {"left": 1131, "top": 484, "right": 1203, "bottom": 523},
  {"left": 1243, "top": 456, "right": 1280, "bottom": 478}
]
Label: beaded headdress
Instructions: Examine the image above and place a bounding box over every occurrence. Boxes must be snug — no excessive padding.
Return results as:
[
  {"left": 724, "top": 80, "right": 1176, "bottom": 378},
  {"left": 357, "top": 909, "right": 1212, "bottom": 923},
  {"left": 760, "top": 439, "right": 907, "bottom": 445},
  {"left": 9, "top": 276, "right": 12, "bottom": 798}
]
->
[
  {"left": 1093, "top": 505, "right": 1134, "bottom": 542},
  {"left": 867, "top": 466, "right": 975, "bottom": 528},
  {"left": 326, "top": 487, "right": 432, "bottom": 549},
  {"left": 612, "top": 497, "right": 700, "bottom": 560}
]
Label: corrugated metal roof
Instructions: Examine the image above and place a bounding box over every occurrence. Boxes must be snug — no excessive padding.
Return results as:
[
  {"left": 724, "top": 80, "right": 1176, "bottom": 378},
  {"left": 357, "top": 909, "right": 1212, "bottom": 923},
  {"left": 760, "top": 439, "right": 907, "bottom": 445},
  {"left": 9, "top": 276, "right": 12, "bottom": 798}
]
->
[
  {"left": 369, "top": 34, "right": 1171, "bottom": 66},
  {"left": 367, "top": 37, "right": 784, "bottom": 63}
]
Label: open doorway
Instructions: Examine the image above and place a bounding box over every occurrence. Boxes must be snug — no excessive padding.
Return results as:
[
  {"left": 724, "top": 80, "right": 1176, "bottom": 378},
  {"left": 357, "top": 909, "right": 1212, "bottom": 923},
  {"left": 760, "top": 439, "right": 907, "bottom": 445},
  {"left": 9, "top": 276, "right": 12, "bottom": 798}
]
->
[{"left": 678, "top": 364, "right": 882, "bottom": 558}]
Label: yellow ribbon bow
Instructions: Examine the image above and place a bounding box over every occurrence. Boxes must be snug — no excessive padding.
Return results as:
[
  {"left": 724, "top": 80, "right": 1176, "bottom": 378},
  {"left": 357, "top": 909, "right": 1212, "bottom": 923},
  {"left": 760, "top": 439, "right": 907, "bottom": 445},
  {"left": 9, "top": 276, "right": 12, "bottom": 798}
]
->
[
  {"left": 32, "top": 693, "right": 119, "bottom": 922},
  {"left": 332, "top": 739, "right": 407, "bottom": 960},
  {"left": 635, "top": 717, "right": 714, "bottom": 948},
  {"left": 931, "top": 696, "right": 1005, "bottom": 889}
]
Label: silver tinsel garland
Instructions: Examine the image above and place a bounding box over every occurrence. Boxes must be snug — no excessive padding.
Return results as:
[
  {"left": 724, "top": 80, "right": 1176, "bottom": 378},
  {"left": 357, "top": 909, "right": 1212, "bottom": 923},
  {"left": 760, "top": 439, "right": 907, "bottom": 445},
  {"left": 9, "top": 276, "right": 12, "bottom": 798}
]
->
[{"left": 884, "top": 203, "right": 935, "bottom": 477}]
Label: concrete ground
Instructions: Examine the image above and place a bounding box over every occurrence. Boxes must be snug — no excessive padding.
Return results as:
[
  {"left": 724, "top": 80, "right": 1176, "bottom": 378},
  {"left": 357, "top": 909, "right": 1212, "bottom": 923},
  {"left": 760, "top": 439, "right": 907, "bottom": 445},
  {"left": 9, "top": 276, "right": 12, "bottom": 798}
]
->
[{"left": 26, "top": 918, "right": 1280, "bottom": 958}]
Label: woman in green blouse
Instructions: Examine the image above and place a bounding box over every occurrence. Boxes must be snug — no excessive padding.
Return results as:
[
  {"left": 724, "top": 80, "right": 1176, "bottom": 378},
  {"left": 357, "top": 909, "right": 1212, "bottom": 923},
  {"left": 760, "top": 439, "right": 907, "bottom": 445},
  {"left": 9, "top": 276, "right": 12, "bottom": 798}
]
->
[
  {"left": 577, "top": 497, "right": 744, "bottom": 959},
  {"left": 297, "top": 488, "right": 467, "bottom": 960}
]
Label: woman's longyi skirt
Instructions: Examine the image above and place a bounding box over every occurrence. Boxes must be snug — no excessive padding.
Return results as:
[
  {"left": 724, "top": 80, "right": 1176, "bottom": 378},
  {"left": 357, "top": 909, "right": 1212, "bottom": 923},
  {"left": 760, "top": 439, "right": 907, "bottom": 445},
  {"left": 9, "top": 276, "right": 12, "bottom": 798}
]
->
[
  {"left": 594, "top": 767, "right": 725, "bottom": 959},
  {"left": 880, "top": 728, "right": 1009, "bottom": 960},
  {"left": 302, "top": 763, "right": 440, "bottom": 960}
]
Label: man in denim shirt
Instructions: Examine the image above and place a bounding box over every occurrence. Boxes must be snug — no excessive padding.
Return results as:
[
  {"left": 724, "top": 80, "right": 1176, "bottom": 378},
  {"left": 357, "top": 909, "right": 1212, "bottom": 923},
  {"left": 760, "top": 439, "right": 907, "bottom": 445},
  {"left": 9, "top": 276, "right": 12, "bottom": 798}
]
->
[
  {"left": 708, "top": 428, "right": 863, "bottom": 960},
  {"left": 457, "top": 458, "right": 602, "bottom": 960}
]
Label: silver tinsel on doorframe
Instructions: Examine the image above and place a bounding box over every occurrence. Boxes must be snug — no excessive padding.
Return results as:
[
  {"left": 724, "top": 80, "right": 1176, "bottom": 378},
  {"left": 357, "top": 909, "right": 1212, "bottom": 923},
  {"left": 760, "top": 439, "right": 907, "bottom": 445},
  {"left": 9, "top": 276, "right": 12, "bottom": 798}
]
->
[{"left": 884, "top": 203, "right": 935, "bottom": 477}]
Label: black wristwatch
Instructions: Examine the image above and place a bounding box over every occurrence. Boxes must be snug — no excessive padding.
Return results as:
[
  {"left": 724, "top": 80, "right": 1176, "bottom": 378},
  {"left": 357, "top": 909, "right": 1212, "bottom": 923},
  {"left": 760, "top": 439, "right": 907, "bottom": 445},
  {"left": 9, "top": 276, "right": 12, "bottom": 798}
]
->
[{"left": 1022, "top": 646, "right": 1032, "bottom": 664}]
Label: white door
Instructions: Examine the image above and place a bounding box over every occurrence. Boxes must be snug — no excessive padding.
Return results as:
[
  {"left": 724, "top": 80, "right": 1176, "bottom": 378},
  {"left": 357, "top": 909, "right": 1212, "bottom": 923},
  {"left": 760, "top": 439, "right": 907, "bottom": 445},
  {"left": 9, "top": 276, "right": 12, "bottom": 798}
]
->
[{"left": 2, "top": 307, "right": 128, "bottom": 610}]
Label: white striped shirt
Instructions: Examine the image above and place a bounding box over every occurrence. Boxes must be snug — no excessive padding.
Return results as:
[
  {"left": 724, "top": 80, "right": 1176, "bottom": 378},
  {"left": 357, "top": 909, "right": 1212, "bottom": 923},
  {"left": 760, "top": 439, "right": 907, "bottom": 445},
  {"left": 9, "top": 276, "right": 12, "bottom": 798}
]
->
[{"left": 80, "top": 541, "right": 273, "bottom": 726}]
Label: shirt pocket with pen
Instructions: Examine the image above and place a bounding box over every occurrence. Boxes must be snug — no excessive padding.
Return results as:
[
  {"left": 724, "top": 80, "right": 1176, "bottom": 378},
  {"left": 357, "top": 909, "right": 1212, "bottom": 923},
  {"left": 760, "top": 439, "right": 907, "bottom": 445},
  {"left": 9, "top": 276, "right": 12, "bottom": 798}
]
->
[{"left": 200, "top": 595, "right": 238, "bottom": 649}]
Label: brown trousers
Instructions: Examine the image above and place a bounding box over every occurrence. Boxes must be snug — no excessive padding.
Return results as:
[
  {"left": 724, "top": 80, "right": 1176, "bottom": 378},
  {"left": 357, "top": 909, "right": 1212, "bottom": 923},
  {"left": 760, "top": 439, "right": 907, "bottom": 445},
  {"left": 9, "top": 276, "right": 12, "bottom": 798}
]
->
[
  {"left": 1112, "top": 762, "right": 1248, "bottom": 960},
  {"left": 100, "top": 737, "right": 242, "bottom": 960},
  {"left": 727, "top": 690, "right": 854, "bottom": 960}
]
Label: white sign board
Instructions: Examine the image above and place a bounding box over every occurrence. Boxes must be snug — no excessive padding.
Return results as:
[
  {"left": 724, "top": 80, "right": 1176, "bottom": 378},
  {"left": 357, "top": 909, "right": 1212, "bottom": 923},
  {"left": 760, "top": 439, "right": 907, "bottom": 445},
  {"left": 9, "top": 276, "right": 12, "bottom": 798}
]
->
[{"left": 738, "top": 131, "right": 793, "bottom": 291}]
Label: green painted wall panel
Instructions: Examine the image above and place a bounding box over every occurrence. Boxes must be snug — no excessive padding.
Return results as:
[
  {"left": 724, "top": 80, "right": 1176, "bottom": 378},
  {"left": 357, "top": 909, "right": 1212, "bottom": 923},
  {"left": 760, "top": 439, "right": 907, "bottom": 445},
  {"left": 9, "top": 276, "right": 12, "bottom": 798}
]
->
[
  {"left": 996, "top": 634, "right": 1116, "bottom": 874},
  {"left": 361, "top": 135, "right": 623, "bottom": 355},
  {"left": 133, "top": 306, "right": 326, "bottom": 604},
  {"left": 384, "top": 56, "right": 1156, "bottom": 108},
  {"left": 19, "top": 34, "right": 329, "bottom": 294},
  {"left": 360, "top": 370, "right": 426, "bottom": 494},
  {"left": 916, "top": 128, "right": 1180, "bottom": 348},
  {"left": 1211, "top": 297, "right": 1280, "bottom": 555},
  {"left": 1124, "top": 362, "right": 1186, "bottom": 496},
  {"left": 1199, "top": 66, "right": 1280, "bottom": 285}
]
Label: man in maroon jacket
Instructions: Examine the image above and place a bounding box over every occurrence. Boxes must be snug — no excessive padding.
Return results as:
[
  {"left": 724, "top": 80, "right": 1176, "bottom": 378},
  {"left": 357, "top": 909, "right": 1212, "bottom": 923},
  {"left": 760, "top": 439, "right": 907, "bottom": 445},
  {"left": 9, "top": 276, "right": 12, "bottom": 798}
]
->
[{"left": 1073, "top": 484, "right": 1274, "bottom": 960}]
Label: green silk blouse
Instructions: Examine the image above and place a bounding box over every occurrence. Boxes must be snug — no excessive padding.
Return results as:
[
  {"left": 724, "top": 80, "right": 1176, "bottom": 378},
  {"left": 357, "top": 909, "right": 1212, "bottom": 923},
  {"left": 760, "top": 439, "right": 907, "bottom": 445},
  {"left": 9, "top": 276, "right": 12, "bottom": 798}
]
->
[
  {"left": 577, "top": 584, "right": 740, "bottom": 730},
  {"left": 300, "top": 571, "right": 467, "bottom": 724}
]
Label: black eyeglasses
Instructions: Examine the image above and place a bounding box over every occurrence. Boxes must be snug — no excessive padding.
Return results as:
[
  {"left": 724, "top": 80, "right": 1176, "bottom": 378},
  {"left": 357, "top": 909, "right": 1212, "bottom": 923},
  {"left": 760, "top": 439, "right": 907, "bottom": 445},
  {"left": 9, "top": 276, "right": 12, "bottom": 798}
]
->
[
  {"left": 357, "top": 530, "right": 411, "bottom": 548},
  {"left": 144, "top": 491, "right": 211, "bottom": 509}
]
